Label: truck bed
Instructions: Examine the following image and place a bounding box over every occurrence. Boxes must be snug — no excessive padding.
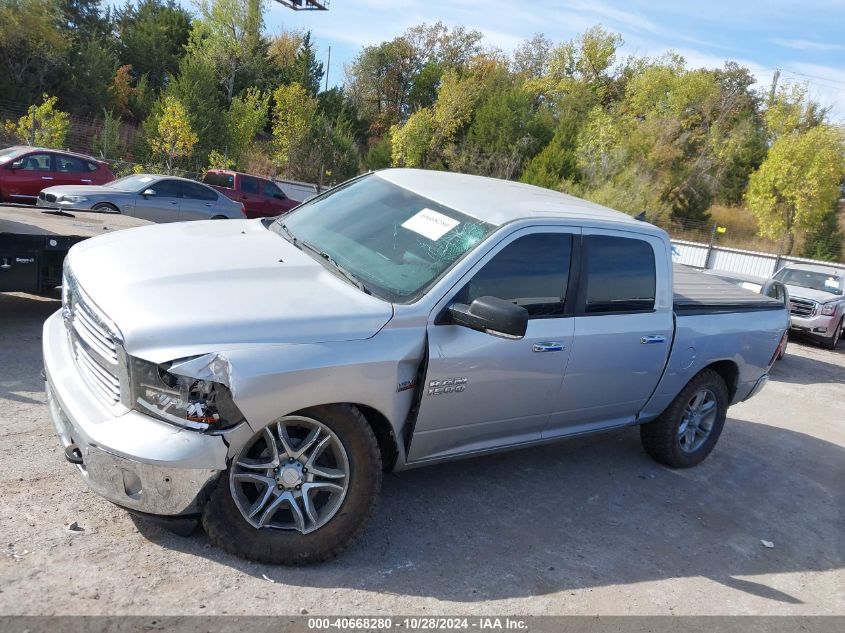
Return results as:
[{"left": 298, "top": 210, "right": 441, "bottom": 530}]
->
[
  {"left": 0, "top": 205, "right": 151, "bottom": 237},
  {"left": 1, "top": 206, "right": 151, "bottom": 294},
  {"left": 673, "top": 264, "right": 783, "bottom": 313}
]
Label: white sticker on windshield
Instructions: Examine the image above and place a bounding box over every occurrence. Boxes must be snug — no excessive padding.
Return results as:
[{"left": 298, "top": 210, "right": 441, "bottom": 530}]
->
[
  {"left": 139, "top": 177, "right": 153, "bottom": 183},
  {"left": 825, "top": 277, "right": 839, "bottom": 289},
  {"left": 401, "top": 208, "right": 460, "bottom": 241}
]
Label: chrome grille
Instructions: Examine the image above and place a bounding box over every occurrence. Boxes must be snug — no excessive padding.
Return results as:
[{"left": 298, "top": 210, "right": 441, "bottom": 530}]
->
[
  {"left": 789, "top": 297, "right": 816, "bottom": 318},
  {"left": 63, "top": 268, "right": 126, "bottom": 409}
]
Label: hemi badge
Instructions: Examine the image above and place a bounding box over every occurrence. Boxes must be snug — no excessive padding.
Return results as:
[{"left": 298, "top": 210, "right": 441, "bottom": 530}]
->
[{"left": 397, "top": 379, "right": 417, "bottom": 393}]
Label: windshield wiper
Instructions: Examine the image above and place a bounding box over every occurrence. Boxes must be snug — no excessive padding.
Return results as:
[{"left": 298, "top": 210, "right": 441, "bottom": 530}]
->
[
  {"left": 299, "top": 240, "right": 372, "bottom": 295},
  {"left": 274, "top": 222, "right": 299, "bottom": 246}
]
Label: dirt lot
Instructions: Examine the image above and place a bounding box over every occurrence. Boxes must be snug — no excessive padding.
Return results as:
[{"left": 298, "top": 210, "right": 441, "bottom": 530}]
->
[{"left": 0, "top": 290, "right": 842, "bottom": 616}]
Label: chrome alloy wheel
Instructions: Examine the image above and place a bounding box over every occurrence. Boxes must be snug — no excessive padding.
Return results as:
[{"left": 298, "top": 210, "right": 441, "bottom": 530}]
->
[
  {"left": 678, "top": 388, "right": 718, "bottom": 453},
  {"left": 230, "top": 416, "right": 350, "bottom": 533}
]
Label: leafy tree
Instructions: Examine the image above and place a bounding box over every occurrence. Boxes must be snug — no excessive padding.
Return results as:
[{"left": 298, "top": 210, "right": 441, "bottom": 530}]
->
[
  {"left": 0, "top": 0, "right": 69, "bottom": 101},
  {"left": 746, "top": 124, "right": 845, "bottom": 255},
  {"left": 190, "top": 0, "right": 266, "bottom": 101},
  {"left": 271, "top": 82, "right": 317, "bottom": 174},
  {"left": 148, "top": 95, "right": 198, "bottom": 171},
  {"left": 116, "top": 0, "right": 192, "bottom": 92},
  {"left": 2, "top": 94, "right": 70, "bottom": 147},
  {"left": 65, "top": 37, "right": 118, "bottom": 116},
  {"left": 226, "top": 87, "right": 269, "bottom": 168},
  {"left": 92, "top": 108, "right": 123, "bottom": 159},
  {"left": 207, "top": 148, "right": 235, "bottom": 170},
  {"left": 520, "top": 116, "right": 580, "bottom": 189},
  {"left": 513, "top": 33, "right": 552, "bottom": 79},
  {"left": 293, "top": 31, "right": 324, "bottom": 96},
  {"left": 802, "top": 209, "right": 844, "bottom": 262}
]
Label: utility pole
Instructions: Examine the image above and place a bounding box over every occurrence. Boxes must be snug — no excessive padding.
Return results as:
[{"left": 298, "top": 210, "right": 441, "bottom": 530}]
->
[
  {"left": 325, "top": 46, "right": 331, "bottom": 93},
  {"left": 769, "top": 69, "right": 781, "bottom": 104}
]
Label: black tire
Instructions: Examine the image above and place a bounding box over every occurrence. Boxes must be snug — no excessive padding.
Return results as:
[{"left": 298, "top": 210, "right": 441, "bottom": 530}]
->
[
  {"left": 92, "top": 202, "right": 119, "bottom": 213},
  {"left": 640, "top": 368, "right": 729, "bottom": 468},
  {"left": 822, "top": 317, "right": 843, "bottom": 350},
  {"left": 202, "top": 404, "right": 382, "bottom": 565}
]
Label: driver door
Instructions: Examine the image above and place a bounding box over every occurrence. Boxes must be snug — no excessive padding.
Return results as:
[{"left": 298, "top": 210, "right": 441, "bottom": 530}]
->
[
  {"left": 406, "top": 227, "right": 579, "bottom": 463},
  {"left": 133, "top": 179, "right": 181, "bottom": 222}
]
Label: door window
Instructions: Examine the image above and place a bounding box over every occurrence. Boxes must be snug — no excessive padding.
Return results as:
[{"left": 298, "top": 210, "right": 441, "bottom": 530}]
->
[
  {"left": 241, "top": 177, "right": 260, "bottom": 194},
  {"left": 54, "top": 155, "right": 86, "bottom": 172},
  {"left": 19, "top": 154, "right": 51, "bottom": 171},
  {"left": 263, "top": 180, "right": 285, "bottom": 199},
  {"left": 582, "top": 235, "right": 656, "bottom": 314},
  {"left": 457, "top": 233, "right": 573, "bottom": 318},
  {"left": 151, "top": 180, "right": 181, "bottom": 198},
  {"left": 203, "top": 172, "right": 234, "bottom": 188},
  {"left": 182, "top": 181, "right": 217, "bottom": 201}
]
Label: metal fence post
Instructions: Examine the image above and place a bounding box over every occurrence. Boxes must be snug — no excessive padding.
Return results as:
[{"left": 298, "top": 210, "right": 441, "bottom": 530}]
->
[{"left": 704, "top": 223, "right": 718, "bottom": 270}]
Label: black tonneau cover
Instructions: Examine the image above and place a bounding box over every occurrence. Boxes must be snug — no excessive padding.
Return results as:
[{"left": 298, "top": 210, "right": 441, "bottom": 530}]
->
[{"left": 673, "top": 264, "right": 783, "bottom": 314}]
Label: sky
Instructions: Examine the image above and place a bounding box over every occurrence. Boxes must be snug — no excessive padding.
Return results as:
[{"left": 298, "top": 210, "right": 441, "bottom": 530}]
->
[{"left": 263, "top": 0, "right": 845, "bottom": 118}]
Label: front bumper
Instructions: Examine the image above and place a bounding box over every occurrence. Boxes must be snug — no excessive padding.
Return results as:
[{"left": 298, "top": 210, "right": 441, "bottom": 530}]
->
[
  {"left": 43, "top": 310, "right": 227, "bottom": 515},
  {"left": 789, "top": 313, "right": 838, "bottom": 337},
  {"left": 36, "top": 197, "right": 92, "bottom": 211}
]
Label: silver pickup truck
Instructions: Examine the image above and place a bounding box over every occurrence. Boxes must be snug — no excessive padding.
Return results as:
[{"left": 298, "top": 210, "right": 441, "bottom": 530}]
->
[{"left": 43, "top": 169, "right": 788, "bottom": 564}]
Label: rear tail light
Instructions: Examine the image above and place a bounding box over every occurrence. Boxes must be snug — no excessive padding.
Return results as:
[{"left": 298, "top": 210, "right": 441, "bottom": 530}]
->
[{"left": 769, "top": 332, "right": 788, "bottom": 365}]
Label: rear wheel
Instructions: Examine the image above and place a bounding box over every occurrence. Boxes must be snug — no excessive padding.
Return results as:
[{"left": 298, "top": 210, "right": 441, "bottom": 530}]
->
[
  {"left": 640, "top": 368, "right": 729, "bottom": 468},
  {"left": 202, "top": 405, "right": 381, "bottom": 564},
  {"left": 91, "top": 202, "right": 119, "bottom": 213}
]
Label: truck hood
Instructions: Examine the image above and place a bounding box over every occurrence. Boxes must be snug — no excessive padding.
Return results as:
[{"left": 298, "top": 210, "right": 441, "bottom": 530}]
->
[
  {"left": 784, "top": 285, "right": 843, "bottom": 305},
  {"left": 66, "top": 219, "right": 394, "bottom": 362}
]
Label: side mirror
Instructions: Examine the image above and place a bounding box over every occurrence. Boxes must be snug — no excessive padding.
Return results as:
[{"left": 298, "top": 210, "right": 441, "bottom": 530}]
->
[
  {"left": 448, "top": 296, "right": 528, "bottom": 339},
  {"left": 274, "top": 192, "right": 286, "bottom": 200},
  {"left": 9, "top": 159, "right": 23, "bottom": 170},
  {"left": 142, "top": 188, "right": 156, "bottom": 197}
]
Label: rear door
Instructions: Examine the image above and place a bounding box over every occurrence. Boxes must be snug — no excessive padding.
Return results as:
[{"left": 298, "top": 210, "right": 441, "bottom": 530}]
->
[
  {"left": 261, "top": 179, "right": 294, "bottom": 216},
  {"left": 52, "top": 154, "right": 91, "bottom": 187},
  {"left": 407, "top": 227, "right": 579, "bottom": 463},
  {"left": 7, "top": 152, "right": 54, "bottom": 199},
  {"left": 544, "top": 229, "right": 673, "bottom": 438},
  {"left": 133, "top": 179, "right": 181, "bottom": 222},
  {"left": 179, "top": 181, "right": 219, "bottom": 220}
]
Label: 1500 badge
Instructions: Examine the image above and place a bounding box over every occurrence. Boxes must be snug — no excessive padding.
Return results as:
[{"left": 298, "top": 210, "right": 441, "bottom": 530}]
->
[{"left": 428, "top": 377, "right": 467, "bottom": 395}]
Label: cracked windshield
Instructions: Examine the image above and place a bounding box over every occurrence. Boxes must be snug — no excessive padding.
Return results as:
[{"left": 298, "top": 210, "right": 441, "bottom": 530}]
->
[{"left": 273, "top": 174, "right": 494, "bottom": 302}]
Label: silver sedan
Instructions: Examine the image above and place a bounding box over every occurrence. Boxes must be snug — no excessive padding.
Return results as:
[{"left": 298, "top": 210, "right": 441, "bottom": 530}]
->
[{"left": 36, "top": 174, "right": 246, "bottom": 222}]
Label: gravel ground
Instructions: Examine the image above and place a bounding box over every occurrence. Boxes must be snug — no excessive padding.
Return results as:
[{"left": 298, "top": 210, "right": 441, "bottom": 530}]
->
[{"left": 0, "top": 290, "right": 842, "bottom": 616}]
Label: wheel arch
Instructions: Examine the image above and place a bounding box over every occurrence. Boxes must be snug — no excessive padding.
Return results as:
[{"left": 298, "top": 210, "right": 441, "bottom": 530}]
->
[
  {"left": 92, "top": 201, "right": 120, "bottom": 213},
  {"left": 348, "top": 403, "right": 399, "bottom": 472},
  {"left": 702, "top": 360, "right": 739, "bottom": 402}
]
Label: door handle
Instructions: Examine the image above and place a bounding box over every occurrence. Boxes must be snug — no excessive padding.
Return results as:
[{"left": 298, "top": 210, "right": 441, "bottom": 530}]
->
[
  {"left": 641, "top": 335, "right": 667, "bottom": 344},
  {"left": 533, "top": 342, "right": 565, "bottom": 352},
  {"left": 205, "top": 203, "right": 213, "bottom": 207},
  {"left": 41, "top": 177, "right": 53, "bottom": 180},
  {"left": 170, "top": 200, "right": 178, "bottom": 205},
  {"left": 81, "top": 179, "right": 92, "bottom": 183}
]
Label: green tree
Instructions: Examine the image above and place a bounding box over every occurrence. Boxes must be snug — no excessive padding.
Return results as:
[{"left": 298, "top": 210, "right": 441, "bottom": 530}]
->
[
  {"left": 746, "top": 124, "right": 845, "bottom": 255},
  {"left": 293, "top": 31, "right": 324, "bottom": 96},
  {"left": 3, "top": 94, "right": 70, "bottom": 147},
  {"left": 272, "top": 82, "right": 317, "bottom": 174},
  {"left": 191, "top": 0, "right": 266, "bottom": 101},
  {"left": 520, "top": 116, "right": 580, "bottom": 189},
  {"left": 148, "top": 96, "right": 198, "bottom": 171},
  {"left": 92, "top": 108, "right": 123, "bottom": 159},
  {"left": 116, "top": 0, "right": 192, "bottom": 92},
  {"left": 0, "top": 0, "right": 69, "bottom": 102},
  {"left": 226, "top": 87, "right": 269, "bottom": 168}
]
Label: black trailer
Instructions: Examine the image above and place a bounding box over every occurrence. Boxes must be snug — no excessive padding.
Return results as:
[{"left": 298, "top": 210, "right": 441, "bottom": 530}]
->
[{"left": 1, "top": 206, "right": 151, "bottom": 294}]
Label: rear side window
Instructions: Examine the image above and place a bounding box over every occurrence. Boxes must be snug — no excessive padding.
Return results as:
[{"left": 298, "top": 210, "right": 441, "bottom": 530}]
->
[
  {"left": 182, "top": 181, "right": 217, "bottom": 201},
  {"left": 86, "top": 161, "right": 100, "bottom": 172},
  {"left": 203, "top": 172, "right": 234, "bottom": 188},
  {"left": 582, "top": 235, "right": 656, "bottom": 313},
  {"left": 458, "top": 233, "right": 572, "bottom": 318},
  {"left": 263, "top": 180, "right": 284, "bottom": 198},
  {"left": 55, "top": 155, "right": 86, "bottom": 172},
  {"left": 241, "top": 177, "right": 260, "bottom": 194}
]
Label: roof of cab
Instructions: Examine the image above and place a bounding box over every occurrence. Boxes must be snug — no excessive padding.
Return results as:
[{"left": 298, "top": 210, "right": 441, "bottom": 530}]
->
[
  {"left": 782, "top": 262, "right": 845, "bottom": 275},
  {"left": 375, "top": 168, "right": 651, "bottom": 230}
]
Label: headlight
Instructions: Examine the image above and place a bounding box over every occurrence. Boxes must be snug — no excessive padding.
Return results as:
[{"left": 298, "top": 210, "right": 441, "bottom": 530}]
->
[
  {"left": 130, "top": 356, "right": 245, "bottom": 432},
  {"left": 60, "top": 195, "right": 88, "bottom": 203},
  {"left": 820, "top": 303, "right": 837, "bottom": 316}
]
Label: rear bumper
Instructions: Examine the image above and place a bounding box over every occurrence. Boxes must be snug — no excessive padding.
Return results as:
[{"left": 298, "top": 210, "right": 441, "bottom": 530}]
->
[{"left": 43, "top": 310, "right": 226, "bottom": 515}]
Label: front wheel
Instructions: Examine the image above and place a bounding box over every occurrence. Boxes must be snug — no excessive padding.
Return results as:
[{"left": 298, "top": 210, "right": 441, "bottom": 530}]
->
[
  {"left": 202, "top": 405, "right": 382, "bottom": 564},
  {"left": 640, "top": 368, "right": 729, "bottom": 468},
  {"left": 822, "top": 317, "right": 843, "bottom": 350},
  {"left": 92, "top": 202, "right": 119, "bottom": 213}
]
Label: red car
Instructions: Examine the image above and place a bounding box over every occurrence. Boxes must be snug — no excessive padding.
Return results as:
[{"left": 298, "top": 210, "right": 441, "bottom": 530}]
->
[
  {"left": 202, "top": 169, "right": 299, "bottom": 219},
  {"left": 0, "top": 146, "right": 115, "bottom": 204}
]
